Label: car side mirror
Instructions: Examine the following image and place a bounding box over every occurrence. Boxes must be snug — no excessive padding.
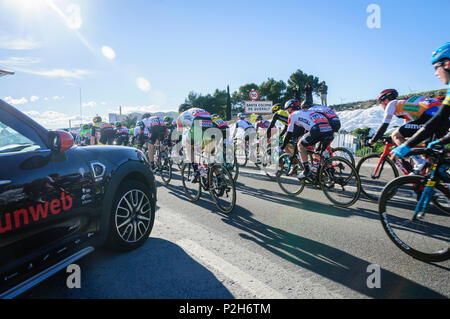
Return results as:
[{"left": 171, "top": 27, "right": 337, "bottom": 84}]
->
[{"left": 49, "top": 130, "right": 74, "bottom": 153}]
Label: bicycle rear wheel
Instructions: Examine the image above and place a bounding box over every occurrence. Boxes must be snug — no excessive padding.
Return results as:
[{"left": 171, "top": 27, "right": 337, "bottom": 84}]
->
[
  {"left": 356, "top": 153, "right": 398, "bottom": 202},
  {"left": 276, "top": 153, "right": 305, "bottom": 196},
  {"left": 319, "top": 156, "right": 361, "bottom": 207},
  {"left": 208, "top": 164, "right": 236, "bottom": 214},
  {"left": 158, "top": 151, "right": 172, "bottom": 184},
  {"left": 234, "top": 142, "right": 248, "bottom": 167},
  {"left": 181, "top": 163, "right": 202, "bottom": 202},
  {"left": 378, "top": 175, "right": 450, "bottom": 262}
]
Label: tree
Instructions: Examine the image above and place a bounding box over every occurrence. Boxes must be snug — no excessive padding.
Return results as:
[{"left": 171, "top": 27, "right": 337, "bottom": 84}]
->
[
  {"left": 259, "top": 78, "right": 287, "bottom": 104},
  {"left": 286, "top": 69, "right": 321, "bottom": 104},
  {"left": 124, "top": 114, "right": 137, "bottom": 128}
]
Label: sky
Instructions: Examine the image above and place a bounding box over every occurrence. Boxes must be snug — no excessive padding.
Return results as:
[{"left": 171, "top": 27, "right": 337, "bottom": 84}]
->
[{"left": 0, "top": 0, "right": 449, "bottom": 129}]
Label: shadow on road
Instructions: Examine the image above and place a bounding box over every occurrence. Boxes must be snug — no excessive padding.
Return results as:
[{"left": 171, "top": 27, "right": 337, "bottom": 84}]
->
[
  {"left": 25, "top": 238, "right": 234, "bottom": 299},
  {"left": 220, "top": 206, "right": 447, "bottom": 298}
]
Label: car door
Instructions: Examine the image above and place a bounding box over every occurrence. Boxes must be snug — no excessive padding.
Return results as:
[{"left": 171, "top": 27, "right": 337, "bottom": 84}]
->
[{"left": 0, "top": 106, "right": 95, "bottom": 292}]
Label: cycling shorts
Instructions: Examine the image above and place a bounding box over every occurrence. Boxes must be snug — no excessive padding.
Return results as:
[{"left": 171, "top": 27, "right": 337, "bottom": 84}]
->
[{"left": 300, "top": 125, "right": 334, "bottom": 147}]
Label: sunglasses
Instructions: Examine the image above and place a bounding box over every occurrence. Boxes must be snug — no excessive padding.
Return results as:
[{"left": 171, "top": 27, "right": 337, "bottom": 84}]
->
[{"left": 433, "top": 60, "right": 446, "bottom": 70}]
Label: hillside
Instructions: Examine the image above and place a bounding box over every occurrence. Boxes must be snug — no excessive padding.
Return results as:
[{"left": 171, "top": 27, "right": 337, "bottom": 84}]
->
[{"left": 330, "top": 88, "right": 447, "bottom": 111}]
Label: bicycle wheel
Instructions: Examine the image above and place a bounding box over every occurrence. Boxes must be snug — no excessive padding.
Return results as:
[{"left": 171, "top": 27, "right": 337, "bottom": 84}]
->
[
  {"left": 378, "top": 175, "right": 450, "bottom": 262},
  {"left": 158, "top": 151, "right": 172, "bottom": 185},
  {"left": 234, "top": 142, "right": 248, "bottom": 167},
  {"left": 319, "top": 156, "right": 361, "bottom": 207},
  {"left": 181, "top": 163, "right": 202, "bottom": 202},
  {"left": 261, "top": 149, "right": 279, "bottom": 180},
  {"left": 225, "top": 154, "right": 239, "bottom": 182},
  {"left": 356, "top": 153, "right": 398, "bottom": 202},
  {"left": 332, "top": 147, "right": 355, "bottom": 167},
  {"left": 276, "top": 153, "right": 305, "bottom": 196},
  {"left": 208, "top": 164, "right": 236, "bottom": 214}
]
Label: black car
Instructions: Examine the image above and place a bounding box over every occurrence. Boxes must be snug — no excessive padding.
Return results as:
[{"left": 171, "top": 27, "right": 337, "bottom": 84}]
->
[{"left": 0, "top": 99, "right": 157, "bottom": 298}]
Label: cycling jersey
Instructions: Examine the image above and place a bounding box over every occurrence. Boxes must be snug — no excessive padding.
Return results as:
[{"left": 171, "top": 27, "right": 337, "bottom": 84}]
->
[
  {"left": 267, "top": 110, "right": 289, "bottom": 139},
  {"left": 143, "top": 116, "right": 166, "bottom": 130},
  {"left": 383, "top": 95, "right": 441, "bottom": 123},
  {"left": 235, "top": 119, "right": 255, "bottom": 131},
  {"left": 212, "top": 117, "right": 229, "bottom": 129},
  {"left": 309, "top": 105, "right": 339, "bottom": 120},
  {"left": 256, "top": 120, "right": 271, "bottom": 132},
  {"left": 287, "top": 109, "right": 332, "bottom": 133},
  {"left": 177, "top": 108, "right": 213, "bottom": 131},
  {"left": 406, "top": 88, "right": 450, "bottom": 148}
]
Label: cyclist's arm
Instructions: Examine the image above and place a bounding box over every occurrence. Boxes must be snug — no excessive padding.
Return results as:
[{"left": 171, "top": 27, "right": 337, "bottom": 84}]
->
[
  {"left": 406, "top": 103, "right": 450, "bottom": 148},
  {"left": 266, "top": 115, "right": 278, "bottom": 138},
  {"left": 370, "top": 114, "right": 392, "bottom": 144}
]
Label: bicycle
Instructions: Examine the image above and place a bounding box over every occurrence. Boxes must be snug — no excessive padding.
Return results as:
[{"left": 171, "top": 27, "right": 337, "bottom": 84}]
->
[
  {"left": 153, "top": 141, "right": 172, "bottom": 185},
  {"left": 180, "top": 151, "right": 236, "bottom": 214},
  {"left": 356, "top": 136, "right": 424, "bottom": 201},
  {"left": 378, "top": 145, "right": 450, "bottom": 262},
  {"left": 276, "top": 137, "right": 361, "bottom": 207}
]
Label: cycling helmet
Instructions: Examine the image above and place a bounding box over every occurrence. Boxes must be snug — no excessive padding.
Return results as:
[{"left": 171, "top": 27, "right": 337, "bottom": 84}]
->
[
  {"left": 256, "top": 115, "right": 263, "bottom": 121},
  {"left": 82, "top": 124, "right": 90, "bottom": 130},
  {"left": 272, "top": 104, "right": 281, "bottom": 113},
  {"left": 237, "top": 113, "right": 246, "bottom": 120},
  {"left": 284, "top": 99, "right": 300, "bottom": 110},
  {"left": 115, "top": 122, "right": 122, "bottom": 127},
  {"left": 178, "top": 103, "right": 193, "bottom": 113},
  {"left": 377, "top": 89, "right": 399, "bottom": 104},
  {"left": 142, "top": 113, "right": 151, "bottom": 119},
  {"left": 93, "top": 116, "right": 102, "bottom": 123},
  {"left": 163, "top": 116, "right": 173, "bottom": 123},
  {"left": 431, "top": 42, "right": 450, "bottom": 65},
  {"left": 211, "top": 114, "right": 219, "bottom": 119},
  {"left": 136, "top": 120, "right": 144, "bottom": 127}
]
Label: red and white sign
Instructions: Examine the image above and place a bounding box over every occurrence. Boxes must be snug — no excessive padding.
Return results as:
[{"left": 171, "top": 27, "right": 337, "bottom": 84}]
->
[{"left": 249, "top": 90, "right": 259, "bottom": 101}]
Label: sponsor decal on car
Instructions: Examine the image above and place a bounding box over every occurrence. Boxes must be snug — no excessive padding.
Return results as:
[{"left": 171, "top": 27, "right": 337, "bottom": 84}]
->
[{"left": 0, "top": 192, "right": 73, "bottom": 234}]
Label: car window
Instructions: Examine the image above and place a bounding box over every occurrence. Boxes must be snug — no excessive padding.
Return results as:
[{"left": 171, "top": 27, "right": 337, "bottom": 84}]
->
[{"left": 0, "top": 120, "right": 43, "bottom": 154}]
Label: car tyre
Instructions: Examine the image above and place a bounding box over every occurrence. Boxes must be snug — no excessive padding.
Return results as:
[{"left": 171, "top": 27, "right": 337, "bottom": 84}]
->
[{"left": 106, "top": 180, "right": 155, "bottom": 251}]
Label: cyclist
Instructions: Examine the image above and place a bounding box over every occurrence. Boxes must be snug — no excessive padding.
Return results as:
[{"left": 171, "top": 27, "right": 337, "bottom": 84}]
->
[
  {"left": 211, "top": 114, "right": 231, "bottom": 163},
  {"left": 115, "top": 122, "right": 130, "bottom": 146},
  {"left": 142, "top": 113, "right": 168, "bottom": 171},
  {"left": 99, "top": 122, "right": 117, "bottom": 145},
  {"left": 309, "top": 105, "right": 341, "bottom": 133},
  {"left": 255, "top": 114, "right": 270, "bottom": 133},
  {"left": 232, "top": 113, "right": 257, "bottom": 160},
  {"left": 369, "top": 89, "right": 442, "bottom": 170},
  {"left": 132, "top": 120, "right": 148, "bottom": 150},
  {"left": 281, "top": 99, "right": 334, "bottom": 179},
  {"left": 393, "top": 42, "right": 450, "bottom": 157},
  {"left": 177, "top": 103, "right": 214, "bottom": 181},
  {"left": 91, "top": 116, "right": 103, "bottom": 145},
  {"left": 79, "top": 124, "right": 91, "bottom": 146}
]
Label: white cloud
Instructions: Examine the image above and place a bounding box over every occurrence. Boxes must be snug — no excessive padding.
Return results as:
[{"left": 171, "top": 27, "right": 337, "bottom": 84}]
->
[
  {"left": 136, "top": 77, "right": 151, "bottom": 92},
  {"left": 82, "top": 101, "right": 97, "bottom": 107},
  {"left": 52, "top": 96, "right": 64, "bottom": 100},
  {"left": 30, "top": 96, "right": 39, "bottom": 102},
  {"left": 15, "top": 68, "right": 91, "bottom": 79},
  {"left": 101, "top": 46, "right": 116, "bottom": 60},
  {"left": 117, "top": 104, "right": 170, "bottom": 115},
  {"left": 0, "top": 57, "right": 39, "bottom": 66},
  {"left": 23, "top": 110, "right": 107, "bottom": 129},
  {"left": 0, "top": 36, "right": 41, "bottom": 50},
  {"left": 4, "top": 96, "right": 28, "bottom": 105}
]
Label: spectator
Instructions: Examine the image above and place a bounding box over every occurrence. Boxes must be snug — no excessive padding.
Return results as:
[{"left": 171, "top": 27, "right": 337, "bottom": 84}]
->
[
  {"left": 304, "top": 82, "right": 313, "bottom": 107},
  {"left": 319, "top": 81, "right": 328, "bottom": 106}
]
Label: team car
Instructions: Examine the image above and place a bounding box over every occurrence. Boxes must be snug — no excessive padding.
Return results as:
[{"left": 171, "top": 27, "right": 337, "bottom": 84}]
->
[{"left": 0, "top": 99, "right": 157, "bottom": 298}]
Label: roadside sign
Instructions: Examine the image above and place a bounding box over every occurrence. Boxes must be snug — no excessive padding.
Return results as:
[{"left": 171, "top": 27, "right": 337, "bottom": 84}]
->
[
  {"left": 249, "top": 90, "right": 259, "bottom": 101},
  {"left": 244, "top": 101, "right": 272, "bottom": 114}
]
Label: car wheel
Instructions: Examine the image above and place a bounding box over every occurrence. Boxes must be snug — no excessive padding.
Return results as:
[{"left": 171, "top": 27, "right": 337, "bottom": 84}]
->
[{"left": 106, "top": 180, "right": 155, "bottom": 251}]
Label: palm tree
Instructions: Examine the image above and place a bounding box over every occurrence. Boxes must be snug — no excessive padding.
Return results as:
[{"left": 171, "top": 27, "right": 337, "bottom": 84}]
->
[{"left": 124, "top": 115, "right": 137, "bottom": 128}]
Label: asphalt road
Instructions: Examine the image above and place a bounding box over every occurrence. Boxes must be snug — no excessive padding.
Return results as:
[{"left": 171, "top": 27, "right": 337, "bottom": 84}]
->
[{"left": 26, "top": 163, "right": 449, "bottom": 299}]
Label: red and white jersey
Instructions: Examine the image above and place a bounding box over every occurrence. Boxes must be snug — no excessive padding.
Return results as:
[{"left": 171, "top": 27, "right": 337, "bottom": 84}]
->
[
  {"left": 142, "top": 116, "right": 166, "bottom": 129},
  {"left": 287, "top": 109, "right": 331, "bottom": 132},
  {"left": 177, "top": 108, "right": 213, "bottom": 131},
  {"left": 309, "top": 105, "right": 339, "bottom": 120},
  {"left": 256, "top": 120, "right": 271, "bottom": 132}
]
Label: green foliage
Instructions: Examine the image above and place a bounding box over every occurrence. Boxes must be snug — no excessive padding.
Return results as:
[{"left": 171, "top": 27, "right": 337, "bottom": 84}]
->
[
  {"left": 123, "top": 114, "right": 137, "bottom": 128},
  {"left": 258, "top": 78, "right": 287, "bottom": 104},
  {"left": 353, "top": 127, "right": 372, "bottom": 139},
  {"left": 286, "top": 69, "right": 321, "bottom": 103}
]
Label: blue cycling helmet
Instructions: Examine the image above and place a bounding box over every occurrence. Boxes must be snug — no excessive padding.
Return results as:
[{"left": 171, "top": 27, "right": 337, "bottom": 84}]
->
[
  {"left": 431, "top": 43, "right": 450, "bottom": 64},
  {"left": 136, "top": 120, "right": 143, "bottom": 127}
]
